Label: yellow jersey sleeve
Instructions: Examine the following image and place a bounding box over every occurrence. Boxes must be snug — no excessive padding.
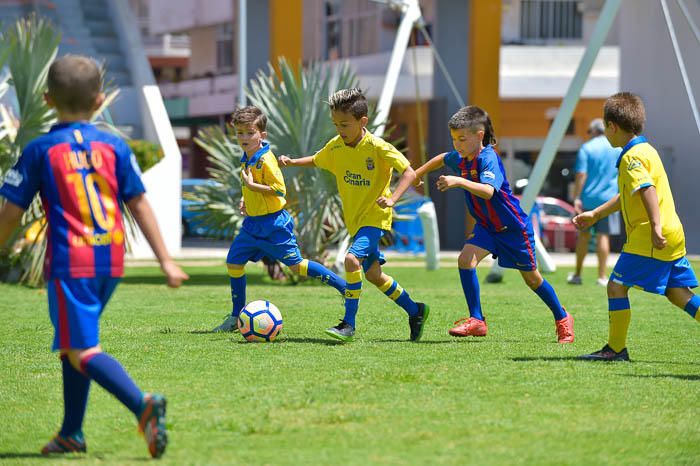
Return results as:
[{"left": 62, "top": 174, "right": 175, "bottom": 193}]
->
[
  {"left": 619, "top": 154, "right": 653, "bottom": 195},
  {"left": 312, "top": 139, "right": 336, "bottom": 173},
  {"left": 261, "top": 153, "right": 286, "bottom": 197},
  {"left": 377, "top": 139, "right": 410, "bottom": 173}
]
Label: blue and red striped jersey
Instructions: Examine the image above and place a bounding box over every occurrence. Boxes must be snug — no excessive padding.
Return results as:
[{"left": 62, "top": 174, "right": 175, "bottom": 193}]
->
[
  {"left": 444, "top": 145, "right": 529, "bottom": 233},
  {"left": 0, "top": 122, "right": 145, "bottom": 279}
]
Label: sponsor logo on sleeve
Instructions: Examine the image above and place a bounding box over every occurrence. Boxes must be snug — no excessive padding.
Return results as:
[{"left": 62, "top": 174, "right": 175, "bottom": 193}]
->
[
  {"left": 482, "top": 170, "right": 496, "bottom": 180},
  {"left": 2, "top": 169, "right": 23, "bottom": 187}
]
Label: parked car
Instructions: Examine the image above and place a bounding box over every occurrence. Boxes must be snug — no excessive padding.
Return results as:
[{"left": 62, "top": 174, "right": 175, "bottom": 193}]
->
[
  {"left": 535, "top": 196, "right": 578, "bottom": 252},
  {"left": 181, "top": 178, "right": 222, "bottom": 237}
]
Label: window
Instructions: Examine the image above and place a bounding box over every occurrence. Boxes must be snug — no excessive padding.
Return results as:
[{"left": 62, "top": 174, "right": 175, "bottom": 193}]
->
[
  {"left": 520, "top": 0, "right": 582, "bottom": 42},
  {"left": 216, "top": 23, "right": 234, "bottom": 73},
  {"left": 324, "top": 0, "right": 379, "bottom": 59}
]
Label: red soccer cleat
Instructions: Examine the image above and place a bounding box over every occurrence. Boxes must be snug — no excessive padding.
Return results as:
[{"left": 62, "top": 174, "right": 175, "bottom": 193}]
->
[
  {"left": 555, "top": 313, "right": 575, "bottom": 343},
  {"left": 449, "top": 317, "right": 488, "bottom": 337}
]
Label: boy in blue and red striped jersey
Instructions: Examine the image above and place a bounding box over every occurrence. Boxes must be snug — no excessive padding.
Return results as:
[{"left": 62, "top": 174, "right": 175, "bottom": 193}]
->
[
  {"left": 0, "top": 55, "right": 188, "bottom": 458},
  {"left": 414, "top": 106, "right": 574, "bottom": 343}
]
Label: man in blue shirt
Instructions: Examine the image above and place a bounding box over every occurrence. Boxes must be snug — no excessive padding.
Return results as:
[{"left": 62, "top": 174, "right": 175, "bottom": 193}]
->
[{"left": 568, "top": 118, "right": 621, "bottom": 286}]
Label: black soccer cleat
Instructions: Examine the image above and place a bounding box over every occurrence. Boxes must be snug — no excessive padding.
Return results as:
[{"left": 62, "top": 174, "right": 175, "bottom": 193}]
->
[
  {"left": 409, "top": 302, "right": 430, "bottom": 341},
  {"left": 578, "top": 344, "right": 630, "bottom": 362}
]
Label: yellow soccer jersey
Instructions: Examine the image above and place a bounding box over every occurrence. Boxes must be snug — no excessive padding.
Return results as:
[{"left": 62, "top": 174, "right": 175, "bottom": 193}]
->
[
  {"left": 241, "top": 144, "right": 286, "bottom": 217},
  {"left": 617, "top": 137, "right": 685, "bottom": 260},
  {"left": 313, "top": 131, "right": 410, "bottom": 236}
]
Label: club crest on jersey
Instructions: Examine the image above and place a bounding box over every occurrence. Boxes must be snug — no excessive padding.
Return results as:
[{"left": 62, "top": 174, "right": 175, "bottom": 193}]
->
[
  {"left": 366, "top": 157, "right": 375, "bottom": 170},
  {"left": 256, "top": 160, "right": 264, "bottom": 170},
  {"left": 470, "top": 170, "right": 478, "bottom": 178},
  {"left": 627, "top": 159, "right": 641, "bottom": 171}
]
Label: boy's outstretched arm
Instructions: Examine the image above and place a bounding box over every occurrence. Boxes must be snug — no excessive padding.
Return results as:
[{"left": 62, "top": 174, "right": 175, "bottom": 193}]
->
[
  {"left": 126, "top": 194, "right": 189, "bottom": 287},
  {"left": 572, "top": 193, "right": 620, "bottom": 230},
  {"left": 413, "top": 153, "right": 447, "bottom": 187},
  {"left": 377, "top": 166, "right": 417, "bottom": 208},
  {"left": 0, "top": 202, "right": 25, "bottom": 247},
  {"left": 278, "top": 155, "right": 315, "bottom": 167},
  {"left": 436, "top": 176, "right": 495, "bottom": 199},
  {"left": 639, "top": 186, "right": 667, "bottom": 249}
]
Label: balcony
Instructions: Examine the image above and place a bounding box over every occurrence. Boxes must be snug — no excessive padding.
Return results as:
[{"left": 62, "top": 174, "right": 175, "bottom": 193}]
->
[{"left": 159, "top": 73, "right": 239, "bottom": 118}]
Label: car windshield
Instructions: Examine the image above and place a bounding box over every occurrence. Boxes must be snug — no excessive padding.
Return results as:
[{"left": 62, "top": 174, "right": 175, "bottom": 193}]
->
[{"left": 541, "top": 203, "right": 572, "bottom": 217}]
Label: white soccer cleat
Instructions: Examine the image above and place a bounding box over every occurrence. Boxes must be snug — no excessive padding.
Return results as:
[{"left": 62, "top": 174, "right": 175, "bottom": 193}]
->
[{"left": 212, "top": 314, "right": 239, "bottom": 333}]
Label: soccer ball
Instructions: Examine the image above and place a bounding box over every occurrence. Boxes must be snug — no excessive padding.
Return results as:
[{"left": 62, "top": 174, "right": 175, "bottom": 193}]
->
[{"left": 238, "top": 300, "right": 283, "bottom": 342}]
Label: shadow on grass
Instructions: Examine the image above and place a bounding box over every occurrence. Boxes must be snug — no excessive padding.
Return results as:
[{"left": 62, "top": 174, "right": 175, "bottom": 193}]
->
[
  {"left": 0, "top": 452, "right": 54, "bottom": 459},
  {"left": 121, "top": 273, "right": 267, "bottom": 287},
  {"left": 374, "top": 339, "right": 465, "bottom": 344},
  {"left": 621, "top": 373, "right": 700, "bottom": 381},
  {"left": 511, "top": 356, "right": 582, "bottom": 362}
]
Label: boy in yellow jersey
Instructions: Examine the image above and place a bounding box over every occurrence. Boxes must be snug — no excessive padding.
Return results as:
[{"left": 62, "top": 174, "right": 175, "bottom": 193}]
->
[
  {"left": 574, "top": 92, "right": 699, "bottom": 361},
  {"left": 279, "top": 88, "right": 429, "bottom": 342},
  {"left": 213, "top": 106, "right": 346, "bottom": 332}
]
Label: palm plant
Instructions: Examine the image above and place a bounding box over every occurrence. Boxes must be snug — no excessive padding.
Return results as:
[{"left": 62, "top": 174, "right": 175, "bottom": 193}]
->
[{"left": 0, "top": 15, "right": 123, "bottom": 286}]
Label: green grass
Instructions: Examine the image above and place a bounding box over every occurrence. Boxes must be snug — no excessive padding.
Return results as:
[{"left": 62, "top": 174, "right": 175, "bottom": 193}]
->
[{"left": 1, "top": 263, "right": 699, "bottom": 465}]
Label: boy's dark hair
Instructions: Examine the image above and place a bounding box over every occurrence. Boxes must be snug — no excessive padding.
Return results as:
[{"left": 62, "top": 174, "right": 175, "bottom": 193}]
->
[
  {"left": 604, "top": 92, "right": 645, "bottom": 134},
  {"left": 328, "top": 88, "right": 368, "bottom": 119},
  {"left": 230, "top": 106, "right": 267, "bottom": 131},
  {"left": 448, "top": 106, "right": 497, "bottom": 146},
  {"left": 47, "top": 55, "right": 102, "bottom": 113}
]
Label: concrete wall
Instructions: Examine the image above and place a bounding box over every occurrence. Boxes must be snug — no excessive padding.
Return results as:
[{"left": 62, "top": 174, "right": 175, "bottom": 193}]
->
[
  {"left": 188, "top": 26, "right": 219, "bottom": 77},
  {"left": 149, "top": 0, "right": 233, "bottom": 35},
  {"left": 619, "top": 0, "right": 700, "bottom": 253}
]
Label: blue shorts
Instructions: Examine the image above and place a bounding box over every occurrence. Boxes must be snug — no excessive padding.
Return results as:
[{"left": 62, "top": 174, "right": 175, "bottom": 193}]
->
[
  {"left": 47, "top": 277, "right": 120, "bottom": 351},
  {"left": 466, "top": 223, "right": 537, "bottom": 271},
  {"left": 227, "top": 209, "right": 303, "bottom": 266},
  {"left": 610, "top": 253, "right": 698, "bottom": 295},
  {"left": 348, "top": 226, "right": 387, "bottom": 273}
]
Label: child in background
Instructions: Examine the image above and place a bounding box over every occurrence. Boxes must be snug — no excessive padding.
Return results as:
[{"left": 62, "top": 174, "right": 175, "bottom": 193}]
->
[{"left": 213, "top": 106, "right": 346, "bottom": 333}]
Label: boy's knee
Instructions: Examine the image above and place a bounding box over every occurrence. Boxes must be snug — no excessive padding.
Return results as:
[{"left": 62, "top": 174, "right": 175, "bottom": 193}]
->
[
  {"left": 344, "top": 254, "right": 361, "bottom": 271},
  {"left": 288, "top": 263, "right": 300, "bottom": 274},
  {"left": 458, "top": 252, "right": 476, "bottom": 269},
  {"left": 521, "top": 270, "right": 543, "bottom": 289},
  {"left": 64, "top": 346, "right": 102, "bottom": 371},
  {"left": 607, "top": 280, "right": 627, "bottom": 298}
]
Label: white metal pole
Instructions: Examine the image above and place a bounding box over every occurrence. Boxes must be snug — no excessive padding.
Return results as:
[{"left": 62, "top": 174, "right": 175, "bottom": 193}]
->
[
  {"left": 662, "top": 0, "right": 700, "bottom": 137},
  {"left": 373, "top": 0, "right": 421, "bottom": 137},
  {"left": 238, "top": 0, "right": 247, "bottom": 107}
]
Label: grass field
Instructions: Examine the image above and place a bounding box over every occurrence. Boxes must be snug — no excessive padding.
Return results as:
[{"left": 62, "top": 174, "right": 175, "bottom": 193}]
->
[{"left": 1, "top": 262, "right": 699, "bottom": 465}]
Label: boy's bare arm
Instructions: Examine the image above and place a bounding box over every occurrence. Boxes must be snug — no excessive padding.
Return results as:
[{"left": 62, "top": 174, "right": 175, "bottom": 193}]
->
[
  {"left": 377, "top": 166, "right": 417, "bottom": 208},
  {"left": 414, "top": 153, "right": 447, "bottom": 187},
  {"left": 126, "top": 194, "right": 189, "bottom": 287},
  {"left": 572, "top": 193, "right": 620, "bottom": 230},
  {"left": 278, "top": 155, "right": 315, "bottom": 167},
  {"left": 639, "top": 186, "right": 667, "bottom": 249},
  {"left": 0, "top": 202, "right": 25, "bottom": 247},
  {"left": 240, "top": 167, "right": 274, "bottom": 193},
  {"left": 437, "top": 176, "right": 495, "bottom": 199}
]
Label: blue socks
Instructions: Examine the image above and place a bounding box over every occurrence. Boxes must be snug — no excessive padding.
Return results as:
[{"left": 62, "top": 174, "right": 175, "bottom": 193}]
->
[
  {"left": 60, "top": 355, "right": 91, "bottom": 436},
  {"left": 459, "top": 268, "right": 484, "bottom": 320},
  {"left": 378, "top": 276, "right": 419, "bottom": 316},
  {"left": 684, "top": 295, "right": 700, "bottom": 320},
  {"left": 533, "top": 279, "right": 567, "bottom": 321},
  {"left": 227, "top": 265, "right": 246, "bottom": 318},
  {"left": 300, "top": 259, "right": 346, "bottom": 294},
  {"left": 82, "top": 353, "right": 143, "bottom": 416},
  {"left": 344, "top": 270, "right": 362, "bottom": 328}
]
